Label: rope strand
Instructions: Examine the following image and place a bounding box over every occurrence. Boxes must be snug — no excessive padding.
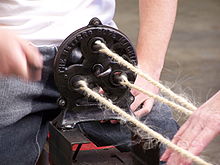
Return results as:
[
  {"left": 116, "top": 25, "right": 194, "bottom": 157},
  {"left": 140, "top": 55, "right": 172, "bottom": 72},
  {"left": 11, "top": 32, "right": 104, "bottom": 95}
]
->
[
  {"left": 120, "top": 76, "right": 193, "bottom": 116},
  {"left": 95, "top": 40, "right": 197, "bottom": 111},
  {"left": 78, "top": 80, "right": 212, "bottom": 165}
]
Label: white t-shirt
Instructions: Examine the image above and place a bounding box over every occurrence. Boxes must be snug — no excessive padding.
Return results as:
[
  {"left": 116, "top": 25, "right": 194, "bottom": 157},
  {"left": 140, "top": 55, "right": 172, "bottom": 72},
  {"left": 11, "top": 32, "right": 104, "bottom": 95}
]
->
[{"left": 0, "top": 0, "right": 116, "bottom": 46}]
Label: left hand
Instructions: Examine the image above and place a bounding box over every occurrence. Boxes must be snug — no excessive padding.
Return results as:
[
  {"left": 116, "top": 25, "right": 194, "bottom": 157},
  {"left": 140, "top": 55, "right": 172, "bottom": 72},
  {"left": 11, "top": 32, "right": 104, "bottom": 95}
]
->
[{"left": 130, "top": 74, "right": 159, "bottom": 118}]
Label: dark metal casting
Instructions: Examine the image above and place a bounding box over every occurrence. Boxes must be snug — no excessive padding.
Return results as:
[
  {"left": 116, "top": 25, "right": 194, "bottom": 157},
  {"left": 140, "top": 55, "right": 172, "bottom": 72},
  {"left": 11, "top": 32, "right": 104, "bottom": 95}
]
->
[
  {"left": 50, "top": 17, "right": 159, "bottom": 165},
  {"left": 53, "top": 17, "right": 137, "bottom": 129}
]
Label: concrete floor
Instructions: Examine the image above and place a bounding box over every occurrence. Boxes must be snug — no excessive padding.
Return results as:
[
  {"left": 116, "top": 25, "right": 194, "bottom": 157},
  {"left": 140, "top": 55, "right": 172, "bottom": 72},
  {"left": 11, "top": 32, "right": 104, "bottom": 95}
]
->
[{"left": 115, "top": 0, "right": 220, "bottom": 164}]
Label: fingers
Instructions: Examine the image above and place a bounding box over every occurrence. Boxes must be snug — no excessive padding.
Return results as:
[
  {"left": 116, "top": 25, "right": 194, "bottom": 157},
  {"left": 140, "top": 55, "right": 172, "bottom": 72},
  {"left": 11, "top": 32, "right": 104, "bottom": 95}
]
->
[
  {"left": 161, "top": 118, "right": 192, "bottom": 161},
  {"left": 7, "top": 44, "right": 30, "bottom": 80},
  {"left": 160, "top": 136, "right": 180, "bottom": 161},
  {"left": 160, "top": 117, "right": 196, "bottom": 163},
  {"left": 129, "top": 73, "right": 158, "bottom": 118},
  {"left": 166, "top": 152, "right": 184, "bottom": 165},
  {"left": 0, "top": 29, "right": 43, "bottom": 81},
  {"left": 21, "top": 41, "right": 43, "bottom": 69},
  {"left": 164, "top": 128, "right": 217, "bottom": 165},
  {"left": 166, "top": 152, "right": 191, "bottom": 165},
  {"left": 134, "top": 98, "right": 154, "bottom": 117},
  {"left": 131, "top": 88, "right": 139, "bottom": 97},
  {"left": 20, "top": 41, "right": 43, "bottom": 81},
  {"left": 130, "top": 93, "right": 148, "bottom": 111},
  {"left": 161, "top": 117, "right": 219, "bottom": 165},
  {"left": 188, "top": 127, "right": 218, "bottom": 155},
  {"left": 161, "top": 92, "right": 220, "bottom": 165},
  {"left": 27, "top": 66, "right": 42, "bottom": 81}
]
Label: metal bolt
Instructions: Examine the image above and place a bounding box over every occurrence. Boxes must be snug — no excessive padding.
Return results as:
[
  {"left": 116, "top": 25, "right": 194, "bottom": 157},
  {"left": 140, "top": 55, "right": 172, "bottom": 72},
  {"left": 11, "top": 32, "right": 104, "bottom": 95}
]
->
[
  {"left": 92, "top": 64, "right": 104, "bottom": 76},
  {"left": 58, "top": 99, "right": 66, "bottom": 107}
]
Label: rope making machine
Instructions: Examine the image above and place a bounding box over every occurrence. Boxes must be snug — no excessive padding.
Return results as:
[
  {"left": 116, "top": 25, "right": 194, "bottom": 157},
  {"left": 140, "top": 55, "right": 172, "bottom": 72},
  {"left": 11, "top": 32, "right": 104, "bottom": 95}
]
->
[{"left": 49, "top": 17, "right": 160, "bottom": 165}]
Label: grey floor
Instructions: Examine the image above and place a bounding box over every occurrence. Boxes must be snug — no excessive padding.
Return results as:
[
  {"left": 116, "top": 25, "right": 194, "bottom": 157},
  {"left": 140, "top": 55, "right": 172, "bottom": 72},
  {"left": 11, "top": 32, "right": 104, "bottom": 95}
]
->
[{"left": 115, "top": 0, "right": 220, "bottom": 164}]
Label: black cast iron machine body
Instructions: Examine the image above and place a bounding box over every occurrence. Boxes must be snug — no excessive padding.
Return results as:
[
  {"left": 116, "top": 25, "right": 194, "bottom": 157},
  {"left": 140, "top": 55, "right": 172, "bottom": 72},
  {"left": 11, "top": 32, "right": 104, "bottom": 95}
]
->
[{"left": 49, "top": 18, "right": 160, "bottom": 165}]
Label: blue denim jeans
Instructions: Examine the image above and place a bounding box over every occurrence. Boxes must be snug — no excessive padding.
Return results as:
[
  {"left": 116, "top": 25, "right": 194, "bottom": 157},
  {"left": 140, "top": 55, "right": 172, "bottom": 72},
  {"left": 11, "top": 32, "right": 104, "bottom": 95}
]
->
[
  {"left": 0, "top": 46, "right": 178, "bottom": 165},
  {"left": 78, "top": 101, "right": 179, "bottom": 155},
  {"left": 0, "top": 47, "right": 60, "bottom": 165}
]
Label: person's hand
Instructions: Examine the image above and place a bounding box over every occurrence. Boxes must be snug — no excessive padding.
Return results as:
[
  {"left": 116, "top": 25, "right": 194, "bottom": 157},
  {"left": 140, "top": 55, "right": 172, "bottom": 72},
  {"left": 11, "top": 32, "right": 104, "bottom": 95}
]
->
[
  {"left": 130, "top": 74, "right": 159, "bottom": 118},
  {"left": 160, "top": 91, "right": 220, "bottom": 165},
  {"left": 0, "top": 28, "right": 43, "bottom": 81}
]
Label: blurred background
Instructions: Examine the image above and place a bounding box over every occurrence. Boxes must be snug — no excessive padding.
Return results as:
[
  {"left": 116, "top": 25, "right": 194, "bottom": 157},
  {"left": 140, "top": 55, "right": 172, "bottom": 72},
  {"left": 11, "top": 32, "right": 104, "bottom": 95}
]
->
[{"left": 114, "top": 0, "right": 220, "bottom": 164}]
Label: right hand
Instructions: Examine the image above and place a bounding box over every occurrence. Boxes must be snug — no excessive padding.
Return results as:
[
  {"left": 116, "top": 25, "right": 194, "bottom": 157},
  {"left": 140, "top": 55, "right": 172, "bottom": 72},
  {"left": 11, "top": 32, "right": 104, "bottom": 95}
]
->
[
  {"left": 161, "top": 91, "right": 220, "bottom": 165},
  {"left": 0, "top": 28, "right": 43, "bottom": 81}
]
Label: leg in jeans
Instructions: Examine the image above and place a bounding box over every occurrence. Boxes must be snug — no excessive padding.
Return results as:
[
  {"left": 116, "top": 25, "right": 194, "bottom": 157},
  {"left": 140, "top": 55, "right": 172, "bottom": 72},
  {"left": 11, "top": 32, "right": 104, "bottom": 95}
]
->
[{"left": 78, "top": 101, "right": 179, "bottom": 154}]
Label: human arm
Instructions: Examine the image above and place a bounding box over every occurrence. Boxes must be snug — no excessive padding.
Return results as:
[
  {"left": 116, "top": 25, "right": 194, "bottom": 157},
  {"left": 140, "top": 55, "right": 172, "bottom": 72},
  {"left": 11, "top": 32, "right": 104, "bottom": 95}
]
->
[
  {"left": 131, "top": 0, "right": 178, "bottom": 117},
  {"left": 160, "top": 91, "right": 220, "bottom": 165},
  {"left": 0, "top": 28, "right": 43, "bottom": 81}
]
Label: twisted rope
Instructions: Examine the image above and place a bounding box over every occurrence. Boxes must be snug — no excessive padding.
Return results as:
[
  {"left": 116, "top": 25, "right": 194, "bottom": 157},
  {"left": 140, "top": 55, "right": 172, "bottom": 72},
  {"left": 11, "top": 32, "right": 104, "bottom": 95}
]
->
[
  {"left": 78, "top": 80, "right": 212, "bottom": 165},
  {"left": 95, "top": 40, "right": 197, "bottom": 111},
  {"left": 120, "top": 75, "right": 193, "bottom": 116}
]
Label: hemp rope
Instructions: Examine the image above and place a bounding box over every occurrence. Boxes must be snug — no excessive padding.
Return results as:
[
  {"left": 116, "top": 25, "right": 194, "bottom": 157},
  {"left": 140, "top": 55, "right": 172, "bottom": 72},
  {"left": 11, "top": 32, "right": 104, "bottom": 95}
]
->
[
  {"left": 95, "top": 40, "right": 197, "bottom": 111},
  {"left": 78, "top": 80, "right": 212, "bottom": 165},
  {"left": 120, "top": 75, "right": 193, "bottom": 116}
]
